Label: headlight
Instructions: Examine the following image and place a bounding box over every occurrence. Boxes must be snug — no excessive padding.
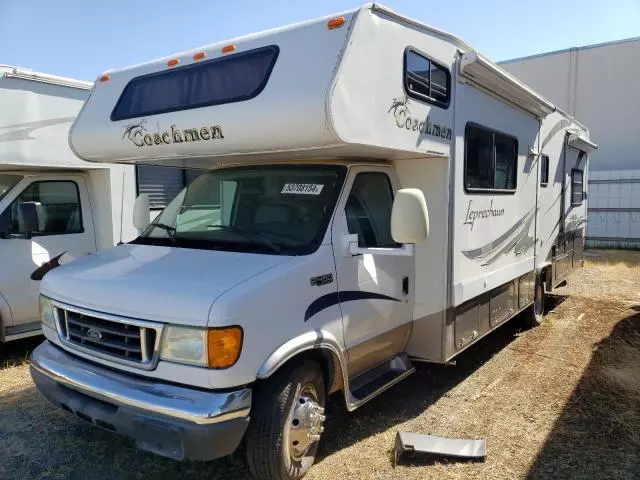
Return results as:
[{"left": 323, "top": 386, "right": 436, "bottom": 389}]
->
[
  {"left": 160, "top": 325, "right": 243, "bottom": 369},
  {"left": 160, "top": 326, "right": 208, "bottom": 366},
  {"left": 39, "top": 296, "right": 56, "bottom": 330}
]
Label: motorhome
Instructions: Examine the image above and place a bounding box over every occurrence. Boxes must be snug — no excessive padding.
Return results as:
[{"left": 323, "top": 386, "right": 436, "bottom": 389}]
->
[
  {"left": 29, "top": 5, "right": 596, "bottom": 480},
  {"left": 0, "top": 66, "right": 139, "bottom": 342}
]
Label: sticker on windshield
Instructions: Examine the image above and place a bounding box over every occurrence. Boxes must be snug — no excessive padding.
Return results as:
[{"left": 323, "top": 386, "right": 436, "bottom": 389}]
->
[{"left": 281, "top": 183, "right": 324, "bottom": 195}]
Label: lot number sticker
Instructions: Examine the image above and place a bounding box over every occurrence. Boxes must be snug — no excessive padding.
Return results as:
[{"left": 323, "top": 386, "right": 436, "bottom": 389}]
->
[{"left": 281, "top": 183, "right": 324, "bottom": 195}]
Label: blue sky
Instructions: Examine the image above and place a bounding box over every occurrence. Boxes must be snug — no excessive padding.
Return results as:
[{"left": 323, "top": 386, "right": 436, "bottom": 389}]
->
[{"left": 1, "top": 0, "right": 639, "bottom": 82}]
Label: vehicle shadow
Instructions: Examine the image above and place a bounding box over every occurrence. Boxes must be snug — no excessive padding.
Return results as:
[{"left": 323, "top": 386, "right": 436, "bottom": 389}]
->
[
  {"left": 525, "top": 309, "right": 640, "bottom": 479},
  {"left": 0, "top": 335, "right": 43, "bottom": 368}
]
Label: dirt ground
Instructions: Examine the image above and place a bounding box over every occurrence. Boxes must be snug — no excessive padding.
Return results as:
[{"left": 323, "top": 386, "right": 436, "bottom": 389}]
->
[{"left": 1, "top": 249, "right": 639, "bottom": 480}]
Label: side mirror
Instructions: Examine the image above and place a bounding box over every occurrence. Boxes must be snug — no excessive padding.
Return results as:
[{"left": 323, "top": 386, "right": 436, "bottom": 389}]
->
[
  {"left": 16, "top": 201, "right": 43, "bottom": 234},
  {"left": 133, "top": 194, "right": 150, "bottom": 231},
  {"left": 391, "top": 188, "right": 429, "bottom": 244}
]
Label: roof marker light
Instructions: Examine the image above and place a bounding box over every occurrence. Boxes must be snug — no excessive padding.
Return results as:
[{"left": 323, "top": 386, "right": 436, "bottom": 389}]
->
[
  {"left": 193, "top": 52, "right": 206, "bottom": 61},
  {"left": 327, "top": 17, "right": 345, "bottom": 29},
  {"left": 99, "top": 74, "right": 110, "bottom": 83},
  {"left": 167, "top": 58, "right": 180, "bottom": 67},
  {"left": 221, "top": 44, "right": 236, "bottom": 54}
]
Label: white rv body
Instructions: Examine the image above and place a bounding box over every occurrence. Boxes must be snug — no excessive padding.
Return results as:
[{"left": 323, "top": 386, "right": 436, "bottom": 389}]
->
[
  {"left": 29, "top": 5, "right": 596, "bottom": 478},
  {"left": 0, "top": 66, "right": 138, "bottom": 341}
]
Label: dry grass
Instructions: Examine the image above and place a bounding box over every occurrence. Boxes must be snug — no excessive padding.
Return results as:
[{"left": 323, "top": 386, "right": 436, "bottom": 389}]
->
[
  {"left": 584, "top": 248, "right": 640, "bottom": 269},
  {"left": 1, "top": 249, "right": 639, "bottom": 479}
]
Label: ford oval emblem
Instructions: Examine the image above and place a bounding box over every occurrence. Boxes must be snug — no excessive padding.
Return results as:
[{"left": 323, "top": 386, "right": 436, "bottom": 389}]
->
[{"left": 86, "top": 328, "right": 103, "bottom": 341}]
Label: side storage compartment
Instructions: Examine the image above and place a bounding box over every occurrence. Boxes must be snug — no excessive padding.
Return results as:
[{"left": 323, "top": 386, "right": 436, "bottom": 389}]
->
[
  {"left": 552, "top": 229, "right": 585, "bottom": 286},
  {"left": 489, "top": 283, "right": 517, "bottom": 328},
  {"left": 518, "top": 271, "right": 535, "bottom": 309},
  {"left": 445, "top": 272, "right": 536, "bottom": 361}
]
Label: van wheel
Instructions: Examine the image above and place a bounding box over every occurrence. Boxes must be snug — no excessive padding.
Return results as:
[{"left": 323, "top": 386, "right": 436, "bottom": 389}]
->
[
  {"left": 246, "top": 361, "right": 326, "bottom": 480},
  {"left": 529, "top": 274, "right": 545, "bottom": 326}
]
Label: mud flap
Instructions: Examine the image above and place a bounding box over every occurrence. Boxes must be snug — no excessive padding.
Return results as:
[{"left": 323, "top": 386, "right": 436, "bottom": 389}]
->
[{"left": 393, "top": 432, "right": 486, "bottom": 466}]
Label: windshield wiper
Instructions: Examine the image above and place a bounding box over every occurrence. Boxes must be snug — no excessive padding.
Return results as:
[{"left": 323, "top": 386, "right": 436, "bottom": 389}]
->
[
  {"left": 207, "top": 225, "right": 281, "bottom": 253},
  {"left": 149, "top": 222, "right": 177, "bottom": 245}
]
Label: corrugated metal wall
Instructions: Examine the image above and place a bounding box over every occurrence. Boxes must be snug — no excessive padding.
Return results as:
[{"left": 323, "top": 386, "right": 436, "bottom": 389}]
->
[
  {"left": 587, "top": 169, "right": 640, "bottom": 249},
  {"left": 136, "top": 165, "right": 202, "bottom": 209}
]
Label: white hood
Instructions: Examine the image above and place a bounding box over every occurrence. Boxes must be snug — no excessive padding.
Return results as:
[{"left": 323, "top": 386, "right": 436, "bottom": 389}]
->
[{"left": 41, "top": 244, "right": 292, "bottom": 326}]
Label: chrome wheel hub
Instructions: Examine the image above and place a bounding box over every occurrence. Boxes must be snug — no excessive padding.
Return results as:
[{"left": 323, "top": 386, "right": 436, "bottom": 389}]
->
[{"left": 287, "top": 385, "right": 325, "bottom": 460}]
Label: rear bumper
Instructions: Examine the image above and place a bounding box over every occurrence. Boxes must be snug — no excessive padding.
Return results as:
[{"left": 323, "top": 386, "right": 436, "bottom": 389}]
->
[{"left": 30, "top": 341, "right": 251, "bottom": 461}]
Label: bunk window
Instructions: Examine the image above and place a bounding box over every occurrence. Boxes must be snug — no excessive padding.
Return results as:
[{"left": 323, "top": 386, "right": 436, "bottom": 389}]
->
[
  {"left": 404, "top": 49, "right": 450, "bottom": 108},
  {"left": 464, "top": 124, "right": 518, "bottom": 193},
  {"left": 540, "top": 155, "right": 549, "bottom": 187},
  {"left": 111, "top": 46, "right": 279, "bottom": 121},
  {"left": 571, "top": 169, "right": 584, "bottom": 205}
]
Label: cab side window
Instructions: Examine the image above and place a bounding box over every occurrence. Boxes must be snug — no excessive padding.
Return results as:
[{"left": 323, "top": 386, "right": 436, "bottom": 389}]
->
[
  {"left": 3, "top": 181, "right": 83, "bottom": 236},
  {"left": 345, "top": 172, "right": 399, "bottom": 248}
]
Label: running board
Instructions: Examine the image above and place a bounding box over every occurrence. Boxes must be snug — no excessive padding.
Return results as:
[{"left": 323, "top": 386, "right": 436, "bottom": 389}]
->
[{"left": 346, "top": 354, "right": 415, "bottom": 411}]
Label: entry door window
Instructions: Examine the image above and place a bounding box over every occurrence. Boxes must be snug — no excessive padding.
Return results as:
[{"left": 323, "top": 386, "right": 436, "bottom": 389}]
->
[
  {"left": 1, "top": 181, "right": 83, "bottom": 236},
  {"left": 571, "top": 169, "right": 584, "bottom": 205},
  {"left": 345, "top": 172, "right": 399, "bottom": 248}
]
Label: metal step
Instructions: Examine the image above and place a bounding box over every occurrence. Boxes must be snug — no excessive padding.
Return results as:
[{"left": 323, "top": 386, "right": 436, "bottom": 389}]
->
[{"left": 346, "top": 354, "right": 415, "bottom": 410}]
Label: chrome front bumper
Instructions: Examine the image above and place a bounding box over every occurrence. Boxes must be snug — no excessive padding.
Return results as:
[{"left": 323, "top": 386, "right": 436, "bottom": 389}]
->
[{"left": 30, "top": 341, "right": 252, "bottom": 461}]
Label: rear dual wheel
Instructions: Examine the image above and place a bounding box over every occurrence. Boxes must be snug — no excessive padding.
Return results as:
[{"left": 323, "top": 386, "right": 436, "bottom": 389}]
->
[
  {"left": 529, "top": 273, "right": 546, "bottom": 326},
  {"left": 246, "top": 361, "right": 326, "bottom": 480}
]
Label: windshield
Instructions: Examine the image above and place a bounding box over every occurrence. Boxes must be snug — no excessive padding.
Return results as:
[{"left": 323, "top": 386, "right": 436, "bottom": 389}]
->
[
  {"left": 0, "top": 174, "right": 22, "bottom": 203},
  {"left": 133, "top": 165, "right": 346, "bottom": 255}
]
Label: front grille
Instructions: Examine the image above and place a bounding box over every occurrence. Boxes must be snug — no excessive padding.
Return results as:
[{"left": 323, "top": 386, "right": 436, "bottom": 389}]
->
[{"left": 54, "top": 304, "right": 162, "bottom": 369}]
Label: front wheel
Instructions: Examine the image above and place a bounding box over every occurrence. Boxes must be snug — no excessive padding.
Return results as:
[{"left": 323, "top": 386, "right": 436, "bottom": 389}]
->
[{"left": 246, "top": 360, "right": 326, "bottom": 480}]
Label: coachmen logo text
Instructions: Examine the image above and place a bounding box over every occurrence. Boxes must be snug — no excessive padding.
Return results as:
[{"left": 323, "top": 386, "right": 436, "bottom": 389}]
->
[
  {"left": 123, "top": 119, "right": 224, "bottom": 147},
  {"left": 388, "top": 96, "right": 452, "bottom": 141}
]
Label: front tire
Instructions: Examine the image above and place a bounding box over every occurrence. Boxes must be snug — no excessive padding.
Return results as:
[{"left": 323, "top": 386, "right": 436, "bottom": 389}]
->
[{"left": 246, "top": 360, "right": 326, "bottom": 480}]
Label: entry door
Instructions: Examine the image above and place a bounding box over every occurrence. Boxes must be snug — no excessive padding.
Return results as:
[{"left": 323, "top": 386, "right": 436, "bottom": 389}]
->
[
  {"left": 0, "top": 176, "right": 97, "bottom": 327},
  {"left": 562, "top": 146, "right": 587, "bottom": 235},
  {"left": 331, "top": 167, "right": 413, "bottom": 377}
]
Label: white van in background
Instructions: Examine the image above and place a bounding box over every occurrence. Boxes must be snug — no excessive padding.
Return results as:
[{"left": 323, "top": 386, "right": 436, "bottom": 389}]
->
[
  {"left": 29, "top": 5, "right": 596, "bottom": 480},
  {"left": 0, "top": 66, "right": 140, "bottom": 342}
]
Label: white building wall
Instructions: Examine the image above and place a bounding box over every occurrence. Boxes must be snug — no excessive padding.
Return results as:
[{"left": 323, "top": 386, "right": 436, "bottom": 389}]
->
[{"left": 501, "top": 38, "right": 640, "bottom": 249}]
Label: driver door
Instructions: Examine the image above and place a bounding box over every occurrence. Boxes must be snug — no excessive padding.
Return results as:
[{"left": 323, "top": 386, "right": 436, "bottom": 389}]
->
[
  {"left": 0, "top": 175, "right": 97, "bottom": 329},
  {"left": 331, "top": 166, "right": 414, "bottom": 378}
]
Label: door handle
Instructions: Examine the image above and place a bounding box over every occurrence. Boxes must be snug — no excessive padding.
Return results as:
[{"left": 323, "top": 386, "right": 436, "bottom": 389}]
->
[{"left": 402, "top": 276, "right": 409, "bottom": 296}]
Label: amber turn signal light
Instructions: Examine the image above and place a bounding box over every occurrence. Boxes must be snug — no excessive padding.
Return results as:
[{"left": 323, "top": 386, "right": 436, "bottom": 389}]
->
[
  {"left": 221, "top": 44, "right": 236, "bottom": 54},
  {"left": 327, "top": 17, "right": 345, "bottom": 29},
  {"left": 207, "top": 326, "right": 243, "bottom": 369}
]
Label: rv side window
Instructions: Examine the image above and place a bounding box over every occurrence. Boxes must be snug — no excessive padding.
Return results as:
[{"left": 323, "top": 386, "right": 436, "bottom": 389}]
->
[
  {"left": 540, "top": 155, "right": 549, "bottom": 187},
  {"left": 404, "top": 49, "right": 450, "bottom": 108},
  {"left": 112, "top": 46, "right": 279, "bottom": 121},
  {"left": 571, "top": 169, "right": 584, "bottom": 205},
  {"left": 464, "top": 124, "right": 518, "bottom": 193},
  {"left": 1, "top": 181, "right": 83, "bottom": 236},
  {"left": 345, "top": 172, "right": 400, "bottom": 248}
]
